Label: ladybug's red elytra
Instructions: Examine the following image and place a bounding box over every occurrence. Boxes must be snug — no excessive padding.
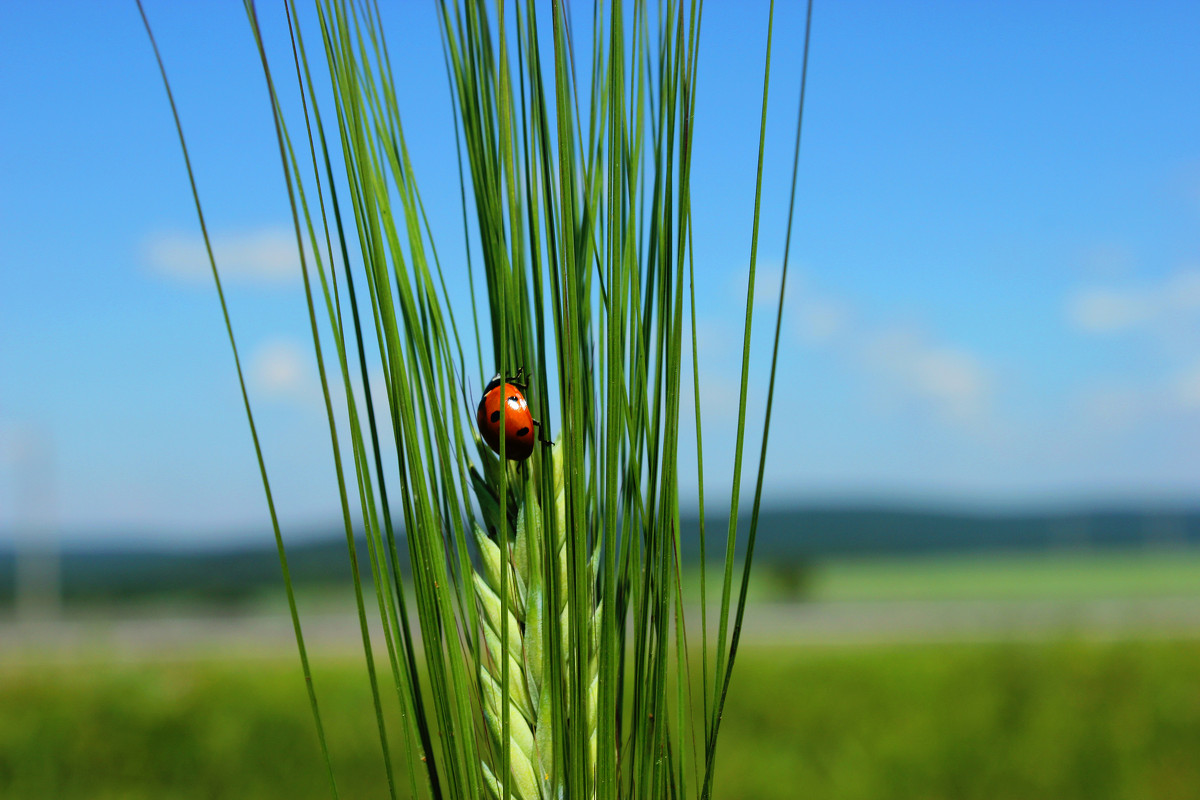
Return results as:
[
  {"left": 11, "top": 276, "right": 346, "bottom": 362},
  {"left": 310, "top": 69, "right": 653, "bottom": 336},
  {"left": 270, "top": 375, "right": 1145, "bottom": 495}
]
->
[{"left": 475, "top": 368, "right": 545, "bottom": 461}]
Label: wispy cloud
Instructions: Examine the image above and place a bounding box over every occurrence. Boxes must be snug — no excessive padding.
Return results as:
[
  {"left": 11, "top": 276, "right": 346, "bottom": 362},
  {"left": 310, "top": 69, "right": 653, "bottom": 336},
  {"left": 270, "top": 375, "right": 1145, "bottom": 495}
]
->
[
  {"left": 249, "top": 339, "right": 313, "bottom": 402},
  {"left": 791, "top": 287, "right": 850, "bottom": 345},
  {"left": 724, "top": 263, "right": 997, "bottom": 428},
  {"left": 1074, "top": 362, "right": 1200, "bottom": 435},
  {"left": 1173, "top": 361, "right": 1200, "bottom": 410},
  {"left": 862, "top": 328, "right": 993, "bottom": 424},
  {"left": 142, "top": 227, "right": 306, "bottom": 286},
  {"left": 1066, "top": 266, "right": 1200, "bottom": 429},
  {"left": 1076, "top": 383, "right": 1149, "bottom": 431},
  {"left": 1067, "top": 267, "right": 1200, "bottom": 334}
]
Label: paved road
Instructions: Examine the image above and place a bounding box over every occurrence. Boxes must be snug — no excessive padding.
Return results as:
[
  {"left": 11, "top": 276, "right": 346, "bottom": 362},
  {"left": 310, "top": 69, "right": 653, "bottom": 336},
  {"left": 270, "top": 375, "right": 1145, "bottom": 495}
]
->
[
  {"left": 4, "top": 597, "right": 1200, "bottom": 663},
  {"left": 740, "top": 597, "right": 1200, "bottom": 644}
]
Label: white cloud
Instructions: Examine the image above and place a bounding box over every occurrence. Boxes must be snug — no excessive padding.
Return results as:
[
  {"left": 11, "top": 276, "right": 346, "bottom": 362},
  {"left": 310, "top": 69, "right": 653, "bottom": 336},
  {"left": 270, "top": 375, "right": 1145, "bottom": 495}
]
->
[
  {"left": 794, "top": 296, "right": 848, "bottom": 344},
  {"left": 728, "top": 263, "right": 850, "bottom": 345},
  {"left": 1072, "top": 359, "right": 1200, "bottom": 436},
  {"left": 721, "top": 262, "right": 997, "bottom": 428},
  {"left": 1174, "top": 362, "right": 1200, "bottom": 410},
  {"left": 1174, "top": 270, "right": 1200, "bottom": 308},
  {"left": 1067, "top": 288, "right": 1151, "bottom": 332},
  {"left": 862, "top": 328, "right": 993, "bottom": 424},
  {"left": 1065, "top": 266, "right": 1200, "bottom": 429},
  {"left": 143, "top": 227, "right": 307, "bottom": 285},
  {"left": 1077, "top": 384, "right": 1148, "bottom": 430},
  {"left": 1067, "top": 267, "right": 1200, "bottom": 334},
  {"left": 249, "top": 339, "right": 312, "bottom": 401}
]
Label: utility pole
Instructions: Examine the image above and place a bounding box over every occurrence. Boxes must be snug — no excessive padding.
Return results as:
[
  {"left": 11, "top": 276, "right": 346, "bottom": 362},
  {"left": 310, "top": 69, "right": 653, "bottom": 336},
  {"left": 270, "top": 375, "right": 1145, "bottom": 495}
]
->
[{"left": 12, "top": 428, "right": 60, "bottom": 621}]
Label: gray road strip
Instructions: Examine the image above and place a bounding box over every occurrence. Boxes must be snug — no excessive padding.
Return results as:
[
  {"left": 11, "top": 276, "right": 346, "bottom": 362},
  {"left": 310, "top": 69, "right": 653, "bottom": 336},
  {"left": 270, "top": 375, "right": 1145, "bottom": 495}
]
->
[{"left": 4, "top": 597, "right": 1200, "bottom": 665}]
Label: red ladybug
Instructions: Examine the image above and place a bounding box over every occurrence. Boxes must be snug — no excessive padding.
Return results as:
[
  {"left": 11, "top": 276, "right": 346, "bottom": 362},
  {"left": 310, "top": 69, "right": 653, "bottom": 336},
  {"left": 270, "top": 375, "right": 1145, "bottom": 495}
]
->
[{"left": 476, "top": 369, "right": 542, "bottom": 461}]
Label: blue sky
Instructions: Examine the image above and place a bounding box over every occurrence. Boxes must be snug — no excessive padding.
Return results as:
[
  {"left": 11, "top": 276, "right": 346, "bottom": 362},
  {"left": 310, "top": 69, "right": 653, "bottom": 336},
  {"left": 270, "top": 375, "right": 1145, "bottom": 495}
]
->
[{"left": 2, "top": 1, "right": 1198, "bottom": 545}]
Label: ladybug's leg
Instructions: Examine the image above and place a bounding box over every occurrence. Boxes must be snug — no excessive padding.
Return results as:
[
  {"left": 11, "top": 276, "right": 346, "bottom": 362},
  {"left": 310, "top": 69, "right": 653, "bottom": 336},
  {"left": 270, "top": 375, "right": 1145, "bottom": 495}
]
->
[{"left": 532, "top": 418, "right": 554, "bottom": 446}]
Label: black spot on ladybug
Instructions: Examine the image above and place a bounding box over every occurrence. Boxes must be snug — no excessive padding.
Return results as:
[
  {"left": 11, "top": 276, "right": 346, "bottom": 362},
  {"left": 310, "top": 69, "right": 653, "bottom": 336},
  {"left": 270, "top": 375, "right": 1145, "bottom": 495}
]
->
[
  {"left": 516, "top": 426, "right": 530, "bottom": 437},
  {"left": 490, "top": 410, "right": 500, "bottom": 423}
]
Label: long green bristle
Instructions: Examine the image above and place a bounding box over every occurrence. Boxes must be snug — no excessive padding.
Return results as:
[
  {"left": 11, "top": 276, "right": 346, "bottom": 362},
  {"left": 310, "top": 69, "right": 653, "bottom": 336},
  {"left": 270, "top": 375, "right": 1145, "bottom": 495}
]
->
[{"left": 146, "top": 0, "right": 809, "bottom": 797}]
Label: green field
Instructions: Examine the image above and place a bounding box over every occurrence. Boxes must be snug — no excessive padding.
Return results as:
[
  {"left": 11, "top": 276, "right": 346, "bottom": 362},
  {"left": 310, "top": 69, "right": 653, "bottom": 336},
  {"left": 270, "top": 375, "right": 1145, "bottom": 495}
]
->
[
  {"left": 732, "top": 548, "right": 1200, "bottom": 603},
  {"left": 3, "top": 639, "right": 1199, "bottom": 799}
]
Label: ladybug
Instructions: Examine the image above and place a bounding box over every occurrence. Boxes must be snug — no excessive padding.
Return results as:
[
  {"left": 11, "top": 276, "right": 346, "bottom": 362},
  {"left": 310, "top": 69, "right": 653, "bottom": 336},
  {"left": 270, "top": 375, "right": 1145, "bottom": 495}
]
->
[{"left": 475, "top": 368, "right": 545, "bottom": 461}]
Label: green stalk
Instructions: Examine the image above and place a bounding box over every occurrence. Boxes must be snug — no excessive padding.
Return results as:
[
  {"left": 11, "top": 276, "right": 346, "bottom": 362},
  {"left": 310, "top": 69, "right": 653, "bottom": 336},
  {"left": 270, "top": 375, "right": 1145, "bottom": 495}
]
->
[
  {"left": 702, "top": 2, "right": 815, "bottom": 797},
  {"left": 135, "top": 2, "right": 339, "bottom": 797},
  {"left": 151, "top": 0, "right": 808, "bottom": 796}
]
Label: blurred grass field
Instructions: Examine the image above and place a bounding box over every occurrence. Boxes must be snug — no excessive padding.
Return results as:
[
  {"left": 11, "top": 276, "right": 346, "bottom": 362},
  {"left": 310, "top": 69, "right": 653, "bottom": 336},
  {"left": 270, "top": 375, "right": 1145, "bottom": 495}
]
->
[
  {"left": 809, "top": 549, "right": 1200, "bottom": 601},
  {"left": 2, "top": 639, "right": 1199, "bottom": 800},
  {"left": 687, "top": 547, "right": 1200, "bottom": 604},
  {"left": 4, "top": 548, "right": 1200, "bottom": 798}
]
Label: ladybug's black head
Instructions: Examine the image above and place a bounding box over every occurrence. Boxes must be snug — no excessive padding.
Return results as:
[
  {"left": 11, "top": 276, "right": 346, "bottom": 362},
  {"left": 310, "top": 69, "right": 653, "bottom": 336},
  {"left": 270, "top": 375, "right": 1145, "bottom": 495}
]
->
[{"left": 483, "top": 373, "right": 504, "bottom": 394}]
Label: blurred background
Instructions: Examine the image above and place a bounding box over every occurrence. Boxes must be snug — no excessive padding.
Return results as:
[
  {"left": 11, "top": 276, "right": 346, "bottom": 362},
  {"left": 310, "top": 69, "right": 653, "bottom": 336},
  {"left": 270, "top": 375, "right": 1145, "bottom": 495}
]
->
[{"left": 2, "top": 1, "right": 1199, "bottom": 798}]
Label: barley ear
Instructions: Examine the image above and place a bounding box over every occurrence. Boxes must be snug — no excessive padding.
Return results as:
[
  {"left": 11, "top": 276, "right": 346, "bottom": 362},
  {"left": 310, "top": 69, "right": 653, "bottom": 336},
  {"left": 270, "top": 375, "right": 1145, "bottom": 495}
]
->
[
  {"left": 514, "top": 499, "right": 541, "bottom": 590},
  {"left": 476, "top": 481, "right": 601, "bottom": 799},
  {"left": 524, "top": 581, "right": 545, "bottom": 702},
  {"left": 481, "top": 762, "right": 503, "bottom": 800},
  {"left": 482, "top": 626, "right": 533, "bottom": 720},
  {"left": 475, "top": 573, "right": 523, "bottom": 656},
  {"left": 534, "top": 671, "right": 555, "bottom": 789},
  {"left": 475, "top": 523, "right": 526, "bottom": 617}
]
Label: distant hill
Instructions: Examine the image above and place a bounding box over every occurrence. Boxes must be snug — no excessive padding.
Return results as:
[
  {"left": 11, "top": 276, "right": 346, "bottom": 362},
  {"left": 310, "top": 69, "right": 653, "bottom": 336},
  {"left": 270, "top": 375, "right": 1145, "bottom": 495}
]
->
[
  {"left": 683, "top": 505, "right": 1200, "bottom": 559},
  {"left": 1, "top": 506, "right": 1197, "bottom": 606},
  {"left": 0, "top": 534, "right": 374, "bottom": 606}
]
